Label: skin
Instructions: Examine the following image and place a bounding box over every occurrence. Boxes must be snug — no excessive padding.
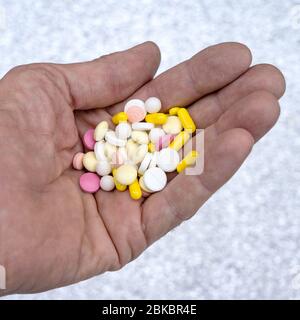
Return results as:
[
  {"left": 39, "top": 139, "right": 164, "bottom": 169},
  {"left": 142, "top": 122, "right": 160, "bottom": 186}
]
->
[{"left": 0, "top": 42, "right": 285, "bottom": 295}]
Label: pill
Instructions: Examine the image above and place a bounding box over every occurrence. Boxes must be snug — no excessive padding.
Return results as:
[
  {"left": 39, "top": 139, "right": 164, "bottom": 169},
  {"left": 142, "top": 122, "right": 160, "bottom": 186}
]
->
[
  {"left": 143, "top": 167, "right": 167, "bottom": 192},
  {"left": 163, "top": 116, "right": 182, "bottom": 135},
  {"left": 156, "top": 134, "right": 175, "bottom": 151},
  {"left": 132, "top": 122, "right": 154, "bottom": 131},
  {"left": 169, "top": 107, "right": 181, "bottom": 115},
  {"left": 138, "top": 152, "right": 153, "bottom": 175},
  {"left": 118, "top": 147, "right": 128, "bottom": 163},
  {"left": 145, "top": 113, "right": 168, "bottom": 125},
  {"left": 83, "top": 152, "right": 98, "bottom": 172},
  {"left": 148, "top": 142, "right": 156, "bottom": 153},
  {"left": 100, "top": 175, "right": 115, "bottom": 191},
  {"left": 131, "top": 131, "right": 149, "bottom": 145},
  {"left": 131, "top": 144, "right": 148, "bottom": 164},
  {"left": 80, "top": 173, "right": 100, "bottom": 193},
  {"left": 126, "top": 139, "right": 139, "bottom": 160},
  {"left": 126, "top": 106, "right": 147, "bottom": 123},
  {"left": 177, "top": 150, "right": 199, "bottom": 173},
  {"left": 104, "top": 142, "right": 117, "bottom": 160},
  {"left": 145, "top": 97, "right": 162, "bottom": 113},
  {"left": 115, "top": 164, "right": 138, "bottom": 185},
  {"left": 83, "top": 129, "right": 96, "bottom": 150},
  {"left": 157, "top": 147, "right": 180, "bottom": 172},
  {"left": 124, "top": 99, "right": 145, "bottom": 113},
  {"left": 169, "top": 131, "right": 191, "bottom": 151},
  {"left": 149, "top": 151, "right": 158, "bottom": 168},
  {"left": 149, "top": 128, "right": 165, "bottom": 144},
  {"left": 94, "top": 121, "right": 108, "bottom": 141},
  {"left": 112, "top": 168, "right": 127, "bottom": 191},
  {"left": 105, "top": 131, "right": 126, "bottom": 147},
  {"left": 178, "top": 108, "right": 196, "bottom": 133},
  {"left": 139, "top": 176, "right": 153, "bottom": 193},
  {"left": 110, "top": 150, "right": 125, "bottom": 167},
  {"left": 73, "top": 152, "right": 84, "bottom": 170},
  {"left": 129, "top": 179, "right": 142, "bottom": 200},
  {"left": 94, "top": 141, "right": 106, "bottom": 161},
  {"left": 115, "top": 122, "right": 132, "bottom": 140},
  {"left": 96, "top": 160, "right": 112, "bottom": 176},
  {"left": 112, "top": 112, "right": 128, "bottom": 125}
]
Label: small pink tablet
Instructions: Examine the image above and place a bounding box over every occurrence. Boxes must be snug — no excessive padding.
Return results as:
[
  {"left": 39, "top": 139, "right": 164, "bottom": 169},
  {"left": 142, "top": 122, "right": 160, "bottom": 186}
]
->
[
  {"left": 73, "top": 152, "right": 84, "bottom": 170},
  {"left": 79, "top": 173, "right": 101, "bottom": 193},
  {"left": 83, "top": 129, "right": 96, "bottom": 150},
  {"left": 126, "top": 106, "right": 146, "bottom": 123},
  {"left": 156, "top": 134, "right": 175, "bottom": 151}
]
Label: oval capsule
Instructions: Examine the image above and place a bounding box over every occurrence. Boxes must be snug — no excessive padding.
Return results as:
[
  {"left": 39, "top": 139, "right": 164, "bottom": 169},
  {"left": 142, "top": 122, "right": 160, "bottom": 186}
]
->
[
  {"left": 112, "top": 168, "right": 127, "bottom": 191},
  {"left": 112, "top": 112, "right": 128, "bottom": 125},
  {"left": 177, "top": 150, "right": 199, "bottom": 173},
  {"left": 177, "top": 108, "right": 196, "bottom": 133},
  {"left": 169, "top": 131, "right": 191, "bottom": 151},
  {"left": 145, "top": 113, "right": 168, "bottom": 125},
  {"left": 129, "top": 179, "right": 142, "bottom": 200}
]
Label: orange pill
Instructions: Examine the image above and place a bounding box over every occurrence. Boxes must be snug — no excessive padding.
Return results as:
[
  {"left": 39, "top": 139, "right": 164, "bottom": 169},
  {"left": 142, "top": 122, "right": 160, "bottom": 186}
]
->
[{"left": 126, "top": 106, "right": 146, "bottom": 123}]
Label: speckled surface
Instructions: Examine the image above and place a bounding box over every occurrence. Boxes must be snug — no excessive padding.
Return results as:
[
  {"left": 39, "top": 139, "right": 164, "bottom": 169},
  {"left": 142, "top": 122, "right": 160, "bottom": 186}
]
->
[{"left": 0, "top": 0, "right": 299, "bottom": 300}]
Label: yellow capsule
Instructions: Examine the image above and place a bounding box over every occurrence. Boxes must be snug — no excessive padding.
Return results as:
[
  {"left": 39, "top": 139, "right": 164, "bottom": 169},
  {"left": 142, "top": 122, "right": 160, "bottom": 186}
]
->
[
  {"left": 177, "top": 151, "right": 199, "bottom": 173},
  {"left": 169, "top": 107, "right": 181, "bottom": 116},
  {"left": 112, "top": 112, "right": 128, "bottom": 125},
  {"left": 169, "top": 131, "right": 191, "bottom": 151},
  {"left": 148, "top": 142, "right": 155, "bottom": 153},
  {"left": 178, "top": 108, "right": 196, "bottom": 133},
  {"left": 112, "top": 169, "right": 127, "bottom": 192},
  {"left": 145, "top": 113, "right": 168, "bottom": 125},
  {"left": 129, "top": 179, "right": 142, "bottom": 200}
]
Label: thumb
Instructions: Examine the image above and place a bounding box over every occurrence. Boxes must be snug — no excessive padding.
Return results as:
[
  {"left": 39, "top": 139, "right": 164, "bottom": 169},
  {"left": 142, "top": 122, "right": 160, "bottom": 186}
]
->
[{"left": 56, "top": 41, "right": 161, "bottom": 110}]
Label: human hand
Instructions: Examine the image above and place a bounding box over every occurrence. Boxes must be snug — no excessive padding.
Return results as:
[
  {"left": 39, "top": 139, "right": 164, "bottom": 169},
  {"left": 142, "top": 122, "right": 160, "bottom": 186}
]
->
[{"left": 0, "top": 42, "right": 285, "bottom": 295}]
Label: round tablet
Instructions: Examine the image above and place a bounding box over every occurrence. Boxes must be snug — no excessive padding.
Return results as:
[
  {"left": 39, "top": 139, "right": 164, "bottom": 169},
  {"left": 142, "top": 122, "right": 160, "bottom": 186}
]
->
[
  {"left": 83, "top": 129, "right": 96, "bottom": 150},
  {"left": 73, "top": 152, "right": 84, "bottom": 170},
  {"left": 115, "top": 164, "right": 137, "bottom": 185},
  {"left": 143, "top": 167, "right": 167, "bottom": 192},
  {"left": 138, "top": 152, "right": 153, "bottom": 175},
  {"left": 124, "top": 99, "right": 145, "bottom": 113},
  {"left": 100, "top": 175, "right": 115, "bottom": 191},
  {"left": 115, "top": 122, "right": 132, "bottom": 140},
  {"left": 149, "top": 128, "right": 165, "bottom": 144},
  {"left": 132, "top": 122, "right": 154, "bottom": 131},
  {"left": 157, "top": 147, "right": 180, "bottom": 172},
  {"left": 126, "top": 106, "right": 147, "bottom": 123},
  {"left": 94, "top": 141, "right": 106, "bottom": 161},
  {"left": 80, "top": 173, "right": 100, "bottom": 193},
  {"left": 96, "top": 160, "right": 112, "bottom": 176},
  {"left": 145, "top": 97, "right": 162, "bottom": 113}
]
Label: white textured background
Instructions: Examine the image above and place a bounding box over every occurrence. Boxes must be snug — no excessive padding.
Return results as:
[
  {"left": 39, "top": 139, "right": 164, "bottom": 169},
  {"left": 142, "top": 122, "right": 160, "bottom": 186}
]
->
[{"left": 0, "top": 0, "right": 300, "bottom": 300}]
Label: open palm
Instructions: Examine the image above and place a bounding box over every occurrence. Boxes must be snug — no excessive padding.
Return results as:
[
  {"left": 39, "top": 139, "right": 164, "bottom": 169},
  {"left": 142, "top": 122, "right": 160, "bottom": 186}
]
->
[{"left": 0, "top": 42, "right": 285, "bottom": 295}]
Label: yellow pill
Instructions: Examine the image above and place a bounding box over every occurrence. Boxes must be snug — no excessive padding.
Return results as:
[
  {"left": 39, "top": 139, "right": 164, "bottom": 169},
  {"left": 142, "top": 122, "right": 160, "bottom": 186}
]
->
[
  {"left": 129, "top": 179, "right": 142, "bottom": 200},
  {"left": 83, "top": 152, "right": 98, "bottom": 172},
  {"left": 145, "top": 113, "right": 168, "bottom": 125},
  {"left": 169, "top": 131, "right": 191, "bottom": 151},
  {"left": 178, "top": 108, "right": 196, "bottom": 133},
  {"left": 177, "top": 151, "right": 199, "bottom": 173},
  {"left": 112, "top": 168, "right": 127, "bottom": 191},
  {"left": 112, "top": 112, "right": 128, "bottom": 125},
  {"left": 169, "top": 107, "right": 181, "bottom": 116},
  {"left": 148, "top": 142, "right": 155, "bottom": 153}
]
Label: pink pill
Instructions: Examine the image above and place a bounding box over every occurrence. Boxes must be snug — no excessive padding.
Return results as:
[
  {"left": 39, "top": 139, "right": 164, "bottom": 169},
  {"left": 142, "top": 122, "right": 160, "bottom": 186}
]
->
[
  {"left": 72, "top": 152, "right": 84, "bottom": 170},
  {"left": 156, "top": 134, "right": 175, "bottom": 151},
  {"left": 79, "top": 173, "right": 101, "bottom": 193},
  {"left": 83, "top": 129, "right": 96, "bottom": 150},
  {"left": 126, "top": 106, "right": 146, "bottom": 123}
]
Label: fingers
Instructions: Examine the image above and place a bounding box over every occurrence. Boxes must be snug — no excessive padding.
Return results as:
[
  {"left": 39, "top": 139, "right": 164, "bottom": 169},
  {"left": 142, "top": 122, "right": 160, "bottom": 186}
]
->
[
  {"left": 57, "top": 42, "right": 161, "bottom": 110},
  {"left": 109, "top": 42, "right": 252, "bottom": 114},
  {"left": 213, "top": 90, "right": 280, "bottom": 142},
  {"left": 188, "top": 63, "right": 286, "bottom": 128},
  {"left": 142, "top": 128, "right": 254, "bottom": 244}
]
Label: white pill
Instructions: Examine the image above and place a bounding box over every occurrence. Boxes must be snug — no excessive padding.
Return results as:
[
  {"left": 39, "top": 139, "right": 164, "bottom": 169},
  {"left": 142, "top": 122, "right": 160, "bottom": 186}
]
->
[
  {"left": 131, "top": 131, "right": 149, "bottom": 145},
  {"left": 132, "top": 122, "right": 154, "bottom": 131},
  {"left": 118, "top": 147, "right": 128, "bottom": 163},
  {"left": 104, "top": 142, "right": 117, "bottom": 160},
  {"left": 100, "top": 175, "right": 115, "bottom": 191},
  {"left": 132, "top": 144, "right": 148, "bottom": 164},
  {"left": 138, "top": 152, "right": 153, "bottom": 175},
  {"left": 105, "top": 130, "right": 126, "bottom": 147},
  {"left": 149, "top": 128, "right": 165, "bottom": 144},
  {"left": 94, "top": 141, "right": 106, "bottom": 161},
  {"left": 139, "top": 176, "right": 153, "bottom": 193},
  {"left": 143, "top": 167, "right": 167, "bottom": 192},
  {"left": 157, "top": 147, "right": 180, "bottom": 172},
  {"left": 96, "top": 160, "right": 112, "bottom": 176},
  {"left": 149, "top": 151, "right": 158, "bottom": 168},
  {"left": 124, "top": 99, "right": 145, "bottom": 113},
  {"left": 145, "top": 97, "right": 162, "bottom": 113},
  {"left": 115, "top": 122, "right": 132, "bottom": 140}
]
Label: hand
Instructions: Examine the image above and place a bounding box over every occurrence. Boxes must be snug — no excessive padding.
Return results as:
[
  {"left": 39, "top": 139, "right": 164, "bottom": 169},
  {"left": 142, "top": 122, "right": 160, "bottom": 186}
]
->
[{"left": 0, "top": 42, "right": 285, "bottom": 295}]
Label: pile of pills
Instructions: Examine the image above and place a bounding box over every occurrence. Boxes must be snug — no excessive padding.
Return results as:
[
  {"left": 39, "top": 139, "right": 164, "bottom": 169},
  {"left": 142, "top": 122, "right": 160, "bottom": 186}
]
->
[{"left": 73, "top": 97, "right": 199, "bottom": 200}]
